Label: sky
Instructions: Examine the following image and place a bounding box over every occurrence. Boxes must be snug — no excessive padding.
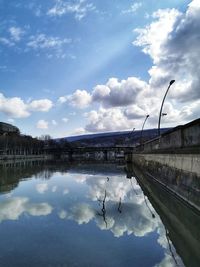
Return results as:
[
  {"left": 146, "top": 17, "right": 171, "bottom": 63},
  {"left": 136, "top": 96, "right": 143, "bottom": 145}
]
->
[{"left": 0, "top": 0, "right": 199, "bottom": 138}]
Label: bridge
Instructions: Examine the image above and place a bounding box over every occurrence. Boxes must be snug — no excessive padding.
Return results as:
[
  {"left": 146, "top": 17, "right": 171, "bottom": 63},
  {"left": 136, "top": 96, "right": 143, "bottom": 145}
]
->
[{"left": 45, "top": 145, "right": 132, "bottom": 161}]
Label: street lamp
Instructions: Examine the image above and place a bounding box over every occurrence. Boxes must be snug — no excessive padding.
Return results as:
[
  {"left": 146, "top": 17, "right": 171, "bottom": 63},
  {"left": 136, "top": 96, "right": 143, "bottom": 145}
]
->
[
  {"left": 129, "top": 127, "right": 135, "bottom": 143},
  {"left": 158, "top": 80, "right": 175, "bottom": 136},
  {"left": 140, "top": 115, "right": 150, "bottom": 146}
]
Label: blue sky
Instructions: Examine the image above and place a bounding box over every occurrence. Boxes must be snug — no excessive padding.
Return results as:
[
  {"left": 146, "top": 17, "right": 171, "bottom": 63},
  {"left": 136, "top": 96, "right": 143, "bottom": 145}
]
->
[{"left": 1, "top": 0, "right": 199, "bottom": 137}]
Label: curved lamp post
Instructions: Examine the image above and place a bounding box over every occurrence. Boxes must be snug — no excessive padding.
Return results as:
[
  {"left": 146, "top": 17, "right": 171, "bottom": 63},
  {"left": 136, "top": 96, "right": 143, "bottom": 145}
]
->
[
  {"left": 129, "top": 127, "right": 135, "bottom": 141},
  {"left": 140, "top": 115, "right": 150, "bottom": 146},
  {"left": 158, "top": 80, "right": 175, "bottom": 136}
]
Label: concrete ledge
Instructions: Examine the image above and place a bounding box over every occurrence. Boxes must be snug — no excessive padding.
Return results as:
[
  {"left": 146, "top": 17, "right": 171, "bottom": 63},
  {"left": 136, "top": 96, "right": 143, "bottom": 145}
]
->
[{"left": 131, "top": 153, "right": 200, "bottom": 176}]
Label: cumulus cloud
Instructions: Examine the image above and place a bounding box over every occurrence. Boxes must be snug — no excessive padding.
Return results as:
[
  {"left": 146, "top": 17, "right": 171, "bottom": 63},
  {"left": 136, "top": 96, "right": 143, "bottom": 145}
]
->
[
  {"left": 67, "top": 203, "right": 95, "bottom": 224},
  {"left": 64, "top": 0, "right": 200, "bottom": 132},
  {"left": 92, "top": 77, "right": 148, "bottom": 108},
  {"left": 47, "top": 0, "right": 96, "bottom": 20},
  {"left": 134, "top": 0, "right": 200, "bottom": 102},
  {"left": 0, "top": 197, "right": 52, "bottom": 223},
  {"left": 84, "top": 108, "right": 134, "bottom": 132},
  {"left": 0, "top": 93, "right": 30, "bottom": 118},
  {"left": 0, "top": 93, "right": 53, "bottom": 118},
  {"left": 28, "top": 99, "right": 53, "bottom": 112},
  {"left": 60, "top": 89, "right": 92, "bottom": 108},
  {"left": 36, "top": 120, "right": 49, "bottom": 130}
]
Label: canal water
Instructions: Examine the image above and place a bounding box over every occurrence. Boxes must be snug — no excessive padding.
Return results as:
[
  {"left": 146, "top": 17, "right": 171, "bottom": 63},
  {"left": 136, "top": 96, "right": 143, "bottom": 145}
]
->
[{"left": 0, "top": 161, "right": 198, "bottom": 267}]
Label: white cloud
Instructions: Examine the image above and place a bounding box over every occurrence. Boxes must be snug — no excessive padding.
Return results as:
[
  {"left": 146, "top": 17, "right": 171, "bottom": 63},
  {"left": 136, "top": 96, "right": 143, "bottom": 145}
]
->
[
  {"left": 0, "top": 93, "right": 30, "bottom": 118},
  {"left": 85, "top": 108, "right": 134, "bottom": 132},
  {"left": 0, "top": 93, "right": 53, "bottom": 119},
  {"left": 9, "top": 26, "right": 24, "bottom": 42},
  {"left": 58, "top": 96, "right": 68, "bottom": 104},
  {"left": 62, "top": 89, "right": 92, "bottom": 108},
  {"left": 133, "top": 8, "right": 181, "bottom": 64},
  {"left": 36, "top": 120, "right": 49, "bottom": 130},
  {"left": 28, "top": 99, "right": 53, "bottom": 112},
  {"left": 122, "top": 2, "right": 142, "bottom": 14},
  {"left": 0, "top": 197, "right": 52, "bottom": 223},
  {"left": 47, "top": 0, "right": 96, "bottom": 20},
  {"left": 134, "top": 0, "right": 200, "bottom": 102},
  {"left": 67, "top": 203, "right": 95, "bottom": 224},
  {"left": 92, "top": 77, "right": 147, "bottom": 107}
]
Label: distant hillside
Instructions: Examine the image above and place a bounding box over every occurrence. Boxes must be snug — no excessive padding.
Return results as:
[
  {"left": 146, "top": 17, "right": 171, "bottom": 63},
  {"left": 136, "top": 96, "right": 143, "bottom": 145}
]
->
[
  {"left": 59, "top": 128, "right": 171, "bottom": 147},
  {"left": 65, "top": 131, "right": 130, "bottom": 142}
]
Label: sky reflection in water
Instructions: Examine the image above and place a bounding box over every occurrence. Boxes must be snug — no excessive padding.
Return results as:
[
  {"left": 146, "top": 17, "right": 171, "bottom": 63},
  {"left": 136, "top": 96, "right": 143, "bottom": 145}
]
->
[{"left": 0, "top": 163, "right": 184, "bottom": 267}]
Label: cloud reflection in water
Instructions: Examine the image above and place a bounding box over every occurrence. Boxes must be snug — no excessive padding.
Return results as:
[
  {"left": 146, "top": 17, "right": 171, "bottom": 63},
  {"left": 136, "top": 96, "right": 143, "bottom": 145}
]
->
[{"left": 0, "top": 197, "right": 53, "bottom": 223}]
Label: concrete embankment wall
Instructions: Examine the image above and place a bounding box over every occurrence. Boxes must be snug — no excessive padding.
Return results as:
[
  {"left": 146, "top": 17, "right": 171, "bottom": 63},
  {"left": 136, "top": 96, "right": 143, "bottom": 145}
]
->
[
  {"left": 131, "top": 153, "right": 200, "bottom": 175},
  {"left": 130, "top": 153, "right": 200, "bottom": 210},
  {"left": 140, "top": 118, "right": 200, "bottom": 153},
  {"left": 129, "top": 164, "right": 200, "bottom": 267},
  {"left": 127, "top": 118, "right": 200, "bottom": 210},
  {"left": 0, "top": 154, "right": 53, "bottom": 162}
]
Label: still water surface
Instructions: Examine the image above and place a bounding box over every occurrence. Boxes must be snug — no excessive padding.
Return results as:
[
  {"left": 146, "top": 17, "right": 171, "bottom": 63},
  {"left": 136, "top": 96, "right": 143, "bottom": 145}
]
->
[{"left": 0, "top": 162, "right": 187, "bottom": 267}]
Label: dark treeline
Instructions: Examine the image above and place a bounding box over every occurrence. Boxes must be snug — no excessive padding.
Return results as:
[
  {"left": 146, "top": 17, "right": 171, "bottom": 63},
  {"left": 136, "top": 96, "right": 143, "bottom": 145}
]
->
[{"left": 0, "top": 133, "right": 71, "bottom": 156}]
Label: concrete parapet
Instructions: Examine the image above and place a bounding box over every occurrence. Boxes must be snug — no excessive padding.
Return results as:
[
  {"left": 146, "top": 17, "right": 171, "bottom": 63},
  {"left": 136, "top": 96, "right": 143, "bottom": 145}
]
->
[
  {"left": 132, "top": 153, "right": 200, "bottom": 175},
  {"left": 140, "top": 118, "right": 200, "bottom": 153}
]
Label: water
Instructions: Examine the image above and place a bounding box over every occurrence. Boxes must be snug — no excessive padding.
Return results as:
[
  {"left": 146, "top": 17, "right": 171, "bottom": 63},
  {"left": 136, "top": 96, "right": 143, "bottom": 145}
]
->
[{"left": 0, "top": 161, "right": 197, "bottom": 267}]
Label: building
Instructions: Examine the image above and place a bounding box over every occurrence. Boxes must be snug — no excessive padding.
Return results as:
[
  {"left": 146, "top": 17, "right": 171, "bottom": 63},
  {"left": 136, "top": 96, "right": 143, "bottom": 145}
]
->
[{"left": 0, "top": 122, "right": 20, "bottom": 135}]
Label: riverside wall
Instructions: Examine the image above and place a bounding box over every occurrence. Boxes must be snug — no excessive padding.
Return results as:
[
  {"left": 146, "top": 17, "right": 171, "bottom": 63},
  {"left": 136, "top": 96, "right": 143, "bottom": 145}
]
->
[
  {"left": 126, "top": 118, "right": 200, "bottom": 210},
  {"left": 0, "top": 154, "right": 53, "bottom": 162},
  {"left": 125, "top": 163, "right": 200, "bottom": 267},
  {"left": 139, "top": 118, "right": 200, "bottom": 153}
]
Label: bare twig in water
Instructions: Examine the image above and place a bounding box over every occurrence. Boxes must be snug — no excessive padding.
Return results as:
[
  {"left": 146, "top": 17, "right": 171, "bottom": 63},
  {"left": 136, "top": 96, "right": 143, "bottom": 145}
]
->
[
  {"left": 117, "top": 197, "right": 122, "bottom": 213},
  {"left": 97, "top": 190, "right": 107, "bottom": 228}
]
